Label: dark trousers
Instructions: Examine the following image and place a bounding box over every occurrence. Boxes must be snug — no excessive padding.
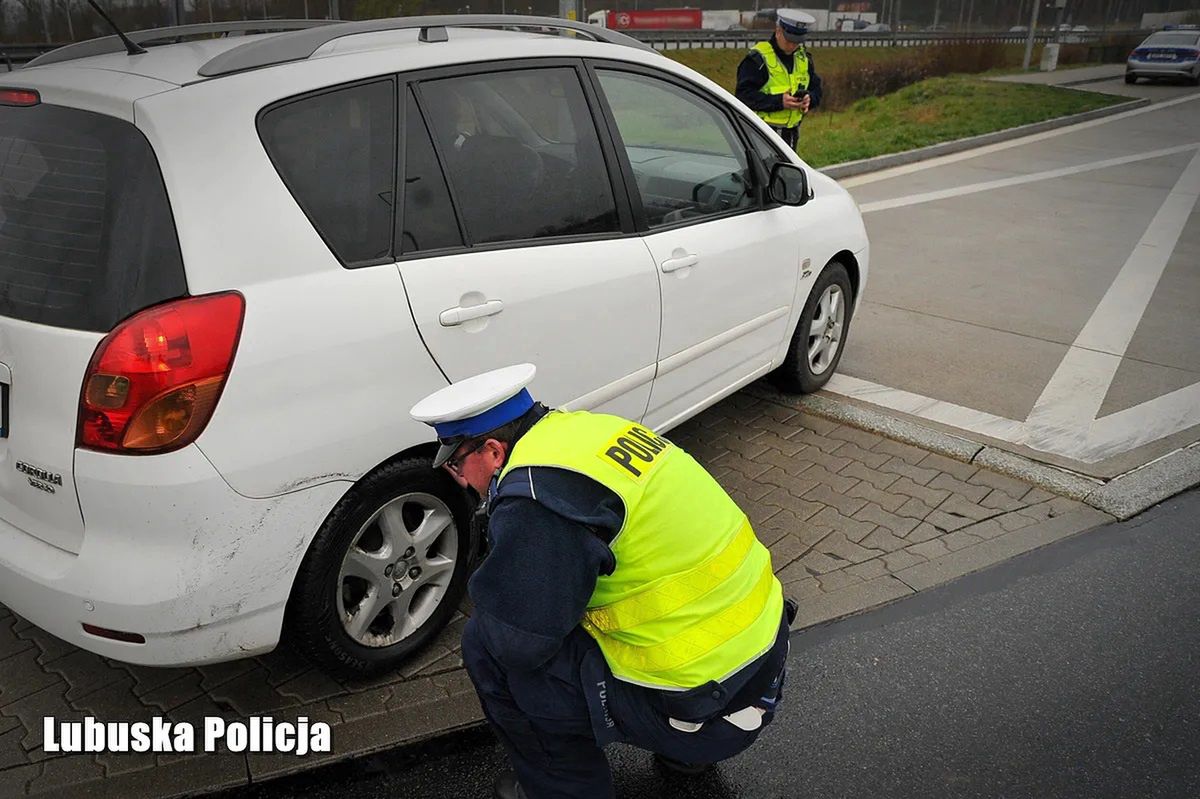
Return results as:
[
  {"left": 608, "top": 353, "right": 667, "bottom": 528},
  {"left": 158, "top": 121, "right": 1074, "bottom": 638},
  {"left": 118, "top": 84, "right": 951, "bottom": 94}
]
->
[
  {"left": 772, "top": 124, "right": 801, "bottom": 150},
  {"left": 461, "top": 619, "right": 775, "bottom": 799}
]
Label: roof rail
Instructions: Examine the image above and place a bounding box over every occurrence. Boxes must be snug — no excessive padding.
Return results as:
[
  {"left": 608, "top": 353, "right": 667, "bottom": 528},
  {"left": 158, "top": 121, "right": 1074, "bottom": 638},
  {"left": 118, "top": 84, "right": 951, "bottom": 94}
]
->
[
  {"left": 26, "top": 19, "right": 339, "bottom": 69},
  {"left": 198, "top": 14, "right": 654, "bottom": 77}
]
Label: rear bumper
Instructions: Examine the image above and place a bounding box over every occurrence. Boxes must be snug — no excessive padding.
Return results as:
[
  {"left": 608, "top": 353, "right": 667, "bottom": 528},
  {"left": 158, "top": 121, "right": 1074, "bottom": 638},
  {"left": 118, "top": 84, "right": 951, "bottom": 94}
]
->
[
  {"left": 0, "top": 446, "right": 348, "bottom": 666},
  {"left": 1126, "top": 60, "right": 1199, "bottom": 78}
]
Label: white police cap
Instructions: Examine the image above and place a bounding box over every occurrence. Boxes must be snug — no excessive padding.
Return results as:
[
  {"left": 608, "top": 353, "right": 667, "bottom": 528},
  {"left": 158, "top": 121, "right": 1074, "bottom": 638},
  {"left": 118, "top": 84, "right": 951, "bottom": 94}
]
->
[
  {"left": 410, "top": 364, "right": 537, "bottom": 467},
  {"left": 777, "top": 9, "right": 816, "bottom": 41}
]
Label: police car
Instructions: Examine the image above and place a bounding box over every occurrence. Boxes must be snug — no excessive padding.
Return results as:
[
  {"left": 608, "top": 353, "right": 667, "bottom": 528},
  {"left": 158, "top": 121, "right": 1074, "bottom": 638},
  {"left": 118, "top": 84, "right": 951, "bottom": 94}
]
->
[
  {"left": 0, "top": 15, "right": 869, "bottom": 677},
  {"left": 1126, "top": 25, "right": 1200, "bottom": 85}
]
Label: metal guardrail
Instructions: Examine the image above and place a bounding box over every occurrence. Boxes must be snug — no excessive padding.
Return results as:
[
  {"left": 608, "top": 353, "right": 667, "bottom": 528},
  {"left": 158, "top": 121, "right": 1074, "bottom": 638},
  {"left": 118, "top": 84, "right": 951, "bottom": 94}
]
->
[{"left": 631, "top": 29, "right": 1147, "bottom": 50}]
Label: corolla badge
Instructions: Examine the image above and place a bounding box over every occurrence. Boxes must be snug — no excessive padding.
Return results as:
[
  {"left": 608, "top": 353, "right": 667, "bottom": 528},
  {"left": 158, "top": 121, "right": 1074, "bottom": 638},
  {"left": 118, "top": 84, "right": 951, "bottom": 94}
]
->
[{"left": 15, "top": 461, "right": 62, "bottom": 494}]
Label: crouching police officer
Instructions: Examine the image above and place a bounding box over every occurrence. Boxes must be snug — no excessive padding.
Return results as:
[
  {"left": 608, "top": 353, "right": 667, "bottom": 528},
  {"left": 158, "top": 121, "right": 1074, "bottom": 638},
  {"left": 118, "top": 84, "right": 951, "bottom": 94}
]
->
[
  {"left": 735, "top": 9, "right": 822, "bottom": 150},
  {"left": 411, "top": 364, "right": 795, "bottom": 799}
]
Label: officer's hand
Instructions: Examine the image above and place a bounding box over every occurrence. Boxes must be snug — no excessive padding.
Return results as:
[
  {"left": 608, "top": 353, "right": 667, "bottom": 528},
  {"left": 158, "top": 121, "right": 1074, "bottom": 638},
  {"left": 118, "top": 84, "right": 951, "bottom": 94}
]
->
[
  {"left": 799, "top": 93, "right": 812, "bottom": 112},
  {"left": 782, "top": 93, "right": 805, "bottom": 110}
]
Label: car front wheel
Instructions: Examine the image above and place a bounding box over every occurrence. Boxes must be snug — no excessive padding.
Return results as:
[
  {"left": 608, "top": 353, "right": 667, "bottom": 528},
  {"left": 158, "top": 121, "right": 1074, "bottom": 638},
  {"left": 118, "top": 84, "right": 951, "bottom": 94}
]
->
[
  {"left": 1124, "top": 73, "right": 1137, "bottom": 84},
  {"left": 287, "top": 456, "right": 474, "bottom": 679},
  {"left": 771, "top": 261, "right": 853, "bottom": 394}
]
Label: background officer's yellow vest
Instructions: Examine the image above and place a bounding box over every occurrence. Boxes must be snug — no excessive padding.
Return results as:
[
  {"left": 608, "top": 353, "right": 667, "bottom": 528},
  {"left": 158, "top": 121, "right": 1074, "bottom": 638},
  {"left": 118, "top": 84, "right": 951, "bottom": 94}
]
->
[
  {"left": 502, "top": 411, "right": 783, "bottom": 690},
  {"left": 754, "top": 41, "right": 810, "bottom": 129}
]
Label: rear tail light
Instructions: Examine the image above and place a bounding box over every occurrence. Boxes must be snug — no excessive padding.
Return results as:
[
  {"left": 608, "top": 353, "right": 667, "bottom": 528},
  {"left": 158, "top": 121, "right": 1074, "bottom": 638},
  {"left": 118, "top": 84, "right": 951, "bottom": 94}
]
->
[
  {"left": 1187, "top": 49, "right": 1200, "bottom": 59},
  {"left": 78, "top": 293, "right": 245, "bottom": 454}
]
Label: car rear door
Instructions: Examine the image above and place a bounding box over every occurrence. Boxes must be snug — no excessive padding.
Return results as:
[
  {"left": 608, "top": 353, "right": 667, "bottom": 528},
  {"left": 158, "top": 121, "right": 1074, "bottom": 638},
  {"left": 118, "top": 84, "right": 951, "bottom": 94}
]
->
[
  {"left": 0, "top": 99, "right": 188, "bottom": 554},
  {"left": 587, "top": 64, "right": 801, "bottom": 431},
  {"left": 395, "top": 63, "right": 660, "bottom": 420}
]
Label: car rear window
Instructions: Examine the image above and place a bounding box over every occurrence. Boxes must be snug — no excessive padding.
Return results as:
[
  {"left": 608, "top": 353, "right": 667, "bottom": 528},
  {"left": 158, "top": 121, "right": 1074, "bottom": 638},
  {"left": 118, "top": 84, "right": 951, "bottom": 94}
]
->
[{"left": 0, "top": 103, "right": 187, "bottom": 332}]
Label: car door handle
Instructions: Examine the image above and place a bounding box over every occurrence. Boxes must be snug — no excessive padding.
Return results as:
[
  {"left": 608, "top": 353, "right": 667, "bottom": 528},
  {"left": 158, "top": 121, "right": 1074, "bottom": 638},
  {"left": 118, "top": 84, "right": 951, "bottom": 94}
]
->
[
  {"left": 439, "top": 300, "right": 504, "bottom": 326},
  {"left": 661, "top": 253, "right": 699, "bottom": 273}
]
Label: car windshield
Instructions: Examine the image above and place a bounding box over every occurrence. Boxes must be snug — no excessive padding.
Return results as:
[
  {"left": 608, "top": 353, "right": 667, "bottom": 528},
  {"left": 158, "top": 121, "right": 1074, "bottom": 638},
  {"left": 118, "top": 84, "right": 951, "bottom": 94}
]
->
[{"left": 1145, "top": 32, "right": 1200, "bottom": 46}]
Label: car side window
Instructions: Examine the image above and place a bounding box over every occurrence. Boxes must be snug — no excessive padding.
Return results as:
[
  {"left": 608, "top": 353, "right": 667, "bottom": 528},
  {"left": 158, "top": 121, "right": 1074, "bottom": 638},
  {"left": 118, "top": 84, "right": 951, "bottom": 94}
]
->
[
  {"left": 595, "top": 69, "right": 755, "bottom": 228},
  {"left": 401, "top": 89, "right": 464, "bottom": 254},
  {"left": 416, "top": 67, "right": 620, "bottom": 245},
  {"left": 259, "top": 79, "right": 396, "bottom": 265}
]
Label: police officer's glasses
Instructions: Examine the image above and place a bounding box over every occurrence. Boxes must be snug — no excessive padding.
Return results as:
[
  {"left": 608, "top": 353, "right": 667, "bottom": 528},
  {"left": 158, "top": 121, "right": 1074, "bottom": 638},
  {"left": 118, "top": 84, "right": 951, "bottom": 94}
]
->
[{"left": 445, "top": 439, "right": 486, "bottom": 475}]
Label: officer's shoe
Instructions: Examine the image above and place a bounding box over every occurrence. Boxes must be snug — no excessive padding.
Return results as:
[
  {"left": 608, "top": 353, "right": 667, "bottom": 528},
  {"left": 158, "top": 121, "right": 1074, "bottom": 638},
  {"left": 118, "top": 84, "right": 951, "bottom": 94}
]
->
[
  {"left": 492, "top": 771, "right": 528, "bottom": 799},
  {"left": 653, "top": 753, "right": 712, "bottom": 776}
]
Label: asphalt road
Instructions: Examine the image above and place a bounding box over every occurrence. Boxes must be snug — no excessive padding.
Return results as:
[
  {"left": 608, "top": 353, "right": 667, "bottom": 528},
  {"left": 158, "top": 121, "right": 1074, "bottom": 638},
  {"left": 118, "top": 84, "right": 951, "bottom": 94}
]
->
[
  {"left": 215, "top": 490, "right": 1200, "bottom": 799},
  {"left": 834, "top": 77, "right": 1200, "bottom": 478}
]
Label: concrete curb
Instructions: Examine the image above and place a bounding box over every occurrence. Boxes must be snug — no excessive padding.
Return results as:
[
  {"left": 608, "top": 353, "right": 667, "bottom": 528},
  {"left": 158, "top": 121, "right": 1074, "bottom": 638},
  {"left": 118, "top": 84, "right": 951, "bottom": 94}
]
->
[
  {"left": 971, "top": 448, "right": 1100, "bottom": 501},
  {"left": 1085, "top": 443, "right": 1200, "bottom": 521},
  {"left": 820, "top": 96, "right": 1148, "bottom": 180},
  {"left": 1058, "top": 74, "right": 1126, "bottom": 86},
  {"left": 765, "top": 386, "right": 984, "bottom": 463},
  {"left": 746, "top": 383, "right": 1198, "bottom": 522}
]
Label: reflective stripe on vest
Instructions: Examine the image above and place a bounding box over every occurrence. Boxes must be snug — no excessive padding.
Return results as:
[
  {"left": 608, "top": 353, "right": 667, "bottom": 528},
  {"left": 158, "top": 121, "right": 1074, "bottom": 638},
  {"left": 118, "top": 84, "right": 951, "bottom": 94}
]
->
[
  {"left": 753, "top": 40, "right": 810, "bottom": 129},
  {"left": 584, "top": 518, "right": 757, "bottom": 634},
  {"left": 582, "top": 562, "right": 776, "bottom": 676},
  {"left": 501, "top": 411, "right": 783, "bottom": 689}
]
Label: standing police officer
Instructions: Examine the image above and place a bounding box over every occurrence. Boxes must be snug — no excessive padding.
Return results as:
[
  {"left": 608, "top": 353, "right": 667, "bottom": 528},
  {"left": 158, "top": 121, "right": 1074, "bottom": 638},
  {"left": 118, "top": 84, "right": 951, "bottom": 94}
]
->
[
  {"left": 410, "top": 364, "right": 795, "bottom": 799},
  {"left": 735, "top": 9, "right": 823, "bottom": 150}
]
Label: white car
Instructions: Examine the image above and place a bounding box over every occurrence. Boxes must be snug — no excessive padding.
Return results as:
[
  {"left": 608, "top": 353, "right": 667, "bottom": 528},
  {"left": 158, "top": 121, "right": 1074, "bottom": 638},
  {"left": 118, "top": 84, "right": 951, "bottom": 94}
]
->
[{"left": 0, "top": 15, "right": 869, "bottom": 677}]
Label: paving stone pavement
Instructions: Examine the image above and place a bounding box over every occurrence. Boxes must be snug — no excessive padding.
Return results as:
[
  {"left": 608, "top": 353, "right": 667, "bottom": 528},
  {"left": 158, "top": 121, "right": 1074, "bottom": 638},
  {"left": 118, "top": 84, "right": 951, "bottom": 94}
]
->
[{"left": 0, "top": 387, "right": 1114, "bottom": 799}]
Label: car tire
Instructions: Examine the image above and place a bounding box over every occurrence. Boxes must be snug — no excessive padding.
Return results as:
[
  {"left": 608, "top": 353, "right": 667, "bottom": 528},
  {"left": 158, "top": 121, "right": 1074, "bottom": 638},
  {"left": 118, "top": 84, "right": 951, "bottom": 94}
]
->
[
  {"left": 286, "top": 456, "right": 475, "bottom": 679},
  {"left": 1124, "top": 73, "right": 1137, "bottom": 84},
  {"left": 770, "top": 261, "right": 854, "bottom": 394}
]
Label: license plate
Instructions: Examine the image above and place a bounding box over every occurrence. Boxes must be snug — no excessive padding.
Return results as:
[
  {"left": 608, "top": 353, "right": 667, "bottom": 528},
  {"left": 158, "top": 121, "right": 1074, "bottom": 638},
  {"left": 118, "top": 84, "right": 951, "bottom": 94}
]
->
[{"left": 1148, "top": 54, "right": 1174, "bottom": 60}]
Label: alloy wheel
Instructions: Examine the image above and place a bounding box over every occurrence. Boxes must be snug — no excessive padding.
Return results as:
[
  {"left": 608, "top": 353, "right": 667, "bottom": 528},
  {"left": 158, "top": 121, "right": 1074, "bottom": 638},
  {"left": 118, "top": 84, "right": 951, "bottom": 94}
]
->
[
  {"left": 336, "top": 492, "right": 459, "bottom": 648},
  {"left": 807, "top": 284, "right": 845, "bottom": 376}
]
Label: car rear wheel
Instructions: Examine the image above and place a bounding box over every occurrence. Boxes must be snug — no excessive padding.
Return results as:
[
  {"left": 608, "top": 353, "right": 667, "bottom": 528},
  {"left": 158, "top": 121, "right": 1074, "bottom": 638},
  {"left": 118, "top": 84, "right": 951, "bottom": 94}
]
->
[
  {"left": 1125, "top": 73, "right": 1137, "bottom": 84},
  {"left": 287, "top": 456, "right": 474, "bottom": 679},
  {"left": 771, "top": 261, "right": 853, "bottom": 394}
]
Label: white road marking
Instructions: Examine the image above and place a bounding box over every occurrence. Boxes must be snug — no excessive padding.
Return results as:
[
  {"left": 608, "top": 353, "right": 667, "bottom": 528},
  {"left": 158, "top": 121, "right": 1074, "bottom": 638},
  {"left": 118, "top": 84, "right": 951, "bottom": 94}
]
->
[
  {"left": 826, "top": 100, "right": 1200, "bottom": 465},
  {"left": 840, "top": 91, "right": 1200, "bottom": 188},
  {"left": 1086, "top": 382, "right": 1200, "bottom": 463},
  {"left": 1022, "top": 147, "right": 1200, "bottom": 457},
  {"left": 858, "top": 143, "right": 1200, "bottom": 214}
]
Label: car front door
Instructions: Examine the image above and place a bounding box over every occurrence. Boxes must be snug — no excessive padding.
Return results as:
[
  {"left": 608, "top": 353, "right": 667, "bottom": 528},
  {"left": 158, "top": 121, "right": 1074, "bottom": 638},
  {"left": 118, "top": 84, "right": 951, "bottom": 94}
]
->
[
  {"left": 396, "top": 64, "right": 660, "bottom": 420},
  {"left": 589, "top": 65, "right": 802, "bottom": 431}
]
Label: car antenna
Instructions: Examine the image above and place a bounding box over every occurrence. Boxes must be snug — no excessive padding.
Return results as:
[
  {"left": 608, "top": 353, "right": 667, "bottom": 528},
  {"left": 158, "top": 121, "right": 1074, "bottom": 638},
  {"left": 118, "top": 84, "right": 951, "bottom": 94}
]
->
[{"left": 85, "top": 0, "right": 148, "bottom": 56}]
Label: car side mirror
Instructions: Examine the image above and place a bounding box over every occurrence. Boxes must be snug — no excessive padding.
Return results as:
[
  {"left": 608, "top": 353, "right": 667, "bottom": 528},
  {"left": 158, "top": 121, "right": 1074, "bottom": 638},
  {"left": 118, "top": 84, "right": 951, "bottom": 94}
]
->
[{"left": 768, "top": 163, "right": 811, "bottom": 206}]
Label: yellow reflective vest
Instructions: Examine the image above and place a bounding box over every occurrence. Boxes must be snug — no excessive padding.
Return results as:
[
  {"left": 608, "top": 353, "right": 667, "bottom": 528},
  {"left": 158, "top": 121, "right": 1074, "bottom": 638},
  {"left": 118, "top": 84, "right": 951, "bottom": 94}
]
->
[
  {"left": 501, "top": 411, "right": 783, "bottom": 690},
  {"left": 753, "top": 40, "right": 811, "bottom": 129}
]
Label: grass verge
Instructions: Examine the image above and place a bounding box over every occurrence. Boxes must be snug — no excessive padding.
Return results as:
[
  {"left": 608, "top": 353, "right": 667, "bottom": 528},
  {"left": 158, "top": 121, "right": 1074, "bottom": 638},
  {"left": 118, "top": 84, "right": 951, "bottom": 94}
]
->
[
  {"left": 791, "top": 75, "right": 1125, "bottom": 168},
  {"left": 663, "top": 45, "right": 1125, "bottom": 168},
  {"left": 665, "top": 43, "right": 1097, "bottom": 110}
]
